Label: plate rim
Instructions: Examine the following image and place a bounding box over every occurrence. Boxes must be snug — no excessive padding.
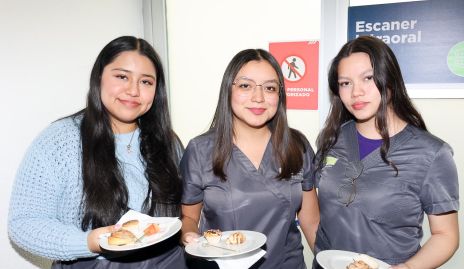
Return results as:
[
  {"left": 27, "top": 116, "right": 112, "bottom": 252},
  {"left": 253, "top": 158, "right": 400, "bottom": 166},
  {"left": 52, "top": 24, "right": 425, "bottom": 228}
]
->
[
  {"left": 185, "top": 230, "right": 267, "bottom": 258},
  {"left": 99, "top": 217, "right": 181, "bottom": 252},
  {"left": 316, "top": 249, "right": 390, "bottom": 269}
]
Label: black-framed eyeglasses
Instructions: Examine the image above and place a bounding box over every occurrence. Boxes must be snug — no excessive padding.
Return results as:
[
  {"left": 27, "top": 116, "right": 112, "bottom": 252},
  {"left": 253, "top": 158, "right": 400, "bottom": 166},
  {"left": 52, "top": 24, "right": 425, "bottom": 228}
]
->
[{"left": 337, "top": 161, "right": 363, "bottom": 207}]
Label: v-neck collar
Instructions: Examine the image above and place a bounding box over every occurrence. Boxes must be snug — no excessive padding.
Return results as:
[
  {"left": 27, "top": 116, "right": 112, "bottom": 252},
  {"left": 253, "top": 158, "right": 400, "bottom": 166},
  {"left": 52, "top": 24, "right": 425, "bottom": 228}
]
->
[
  {"left": 233, "top": 139, "right": 273, "bottom": 173},
  {"left": 344, "top": 121, "right": 413, "bottom": 170}
]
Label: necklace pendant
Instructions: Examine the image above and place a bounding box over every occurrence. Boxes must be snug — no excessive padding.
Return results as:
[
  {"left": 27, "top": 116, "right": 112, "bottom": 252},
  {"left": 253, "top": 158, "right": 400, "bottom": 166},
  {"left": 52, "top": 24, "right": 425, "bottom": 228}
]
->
[{"left": 126, "top": 128, "right": 137, "bottom": 154}]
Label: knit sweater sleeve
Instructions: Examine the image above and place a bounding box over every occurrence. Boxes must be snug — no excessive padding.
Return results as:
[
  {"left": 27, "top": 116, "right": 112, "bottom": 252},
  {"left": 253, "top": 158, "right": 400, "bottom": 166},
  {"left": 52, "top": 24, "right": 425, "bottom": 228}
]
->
[{"left": 8, "top": 118, "right": 97, "bottom": 261}]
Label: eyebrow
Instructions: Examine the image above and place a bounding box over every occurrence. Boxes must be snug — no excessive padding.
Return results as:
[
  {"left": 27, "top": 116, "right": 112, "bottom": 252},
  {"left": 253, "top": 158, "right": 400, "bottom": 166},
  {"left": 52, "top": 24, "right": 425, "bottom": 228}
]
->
[
  {"left": 111, "top": 68, "right": 156, "bottom": 80},
  {"left": 338, "top": 69, "right": 373, "bottom": 80},
  {"left": 361, "top": 69, "right": 374, "bottom": 76},
  {"left": 236, "top": 76, "right": 279, "bottom": 84}
]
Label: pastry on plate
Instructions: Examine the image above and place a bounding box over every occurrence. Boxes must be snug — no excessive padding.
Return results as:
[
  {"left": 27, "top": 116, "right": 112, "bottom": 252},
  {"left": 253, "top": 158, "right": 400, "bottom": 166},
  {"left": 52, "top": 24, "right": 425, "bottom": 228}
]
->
[
  {"left": 121, "top": 220, "right": 140, "bottom": 234},
  {"left": 203, "top": 229, "right": 222, "bottom": 244},
  {"left": 108, "top": 219, "right": 160, "bottom": 246},
  {"left": 226, "top": 231, "right": 246, "bottom": 245},
  {"left": 346, "top": 254, "right": 379, "bottom": 269},
  {"left": 108, "top": 229, "right": 137, "bottom": 246}
]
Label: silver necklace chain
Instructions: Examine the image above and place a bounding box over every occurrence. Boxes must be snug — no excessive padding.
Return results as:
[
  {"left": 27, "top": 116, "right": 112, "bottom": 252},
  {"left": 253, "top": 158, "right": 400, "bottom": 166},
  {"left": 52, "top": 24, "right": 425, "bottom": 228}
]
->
[{"left": 126, "top": 129, "right": 137, "bottom": 153}]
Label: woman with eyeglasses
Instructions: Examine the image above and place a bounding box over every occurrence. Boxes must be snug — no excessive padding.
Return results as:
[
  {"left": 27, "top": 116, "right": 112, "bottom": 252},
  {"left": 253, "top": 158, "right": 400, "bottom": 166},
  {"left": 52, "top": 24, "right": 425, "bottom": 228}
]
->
[
  {"left": 314, "top": 36, "right": 459, "bottom": 269},
  {"left": 8, "top": 36, "right": 187, "bottom": 269},
  {"left": 180, "top": 49, "right": 320, "bottom": 268}
]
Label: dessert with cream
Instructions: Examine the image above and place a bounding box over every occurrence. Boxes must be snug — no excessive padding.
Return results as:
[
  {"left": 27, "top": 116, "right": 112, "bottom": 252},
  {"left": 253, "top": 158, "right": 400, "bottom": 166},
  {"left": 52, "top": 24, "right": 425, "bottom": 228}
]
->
[
  {"left": 203, "top": 229, "right": 222, "bottom": 244},
  {"left": 346, "top": 254, "right": 379, "bottom": 269},
  {"left": 226, "top": 231, "right": 246, "bottom": 245}
]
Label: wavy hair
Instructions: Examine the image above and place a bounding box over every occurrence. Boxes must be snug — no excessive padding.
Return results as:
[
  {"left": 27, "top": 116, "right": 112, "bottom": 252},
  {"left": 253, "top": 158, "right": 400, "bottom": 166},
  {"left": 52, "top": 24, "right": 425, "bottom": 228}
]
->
[
  {"left": 77, "top": 36, "right": 182, "bottom": 230},
  {"left": 316, "top": 35, "right": 426, "bottom": 173},
  {"left": 210, "top": 49, "right": 307, "bottom": 181}
]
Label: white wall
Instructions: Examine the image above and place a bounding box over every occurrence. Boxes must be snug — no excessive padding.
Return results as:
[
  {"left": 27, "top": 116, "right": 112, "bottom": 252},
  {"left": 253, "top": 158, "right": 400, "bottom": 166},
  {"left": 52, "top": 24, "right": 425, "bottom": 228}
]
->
[
  {"left": 166, "top": 0, "right": 322, "bottom": 147},
  {"left": 0, "top": 1, "right": 144, "bottom": 268},
  {"left": 2, "top": 0, "right": 462, "bottom": 268},
  {"left": 165, "top": 0, "right": 321, "bottom": 264},
  {"left": 167, "top": 0, "right": 464, "bottom": 269},
  {"left": 167, "top": 1, "right": 464, "bottom": 267},
  {"left": 413, "top": 99, "right": 464, "bottom": 269}
]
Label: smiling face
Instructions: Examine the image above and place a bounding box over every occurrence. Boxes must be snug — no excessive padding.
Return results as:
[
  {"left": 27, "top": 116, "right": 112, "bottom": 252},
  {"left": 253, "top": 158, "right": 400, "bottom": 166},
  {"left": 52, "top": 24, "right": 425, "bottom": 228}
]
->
[
  {"left": 100, "top": 50, "right": 157, "bottom": 133},
  {"left": 231, "top": 60, "right": 280, "bottom": 131},
  {"left": 338, "top": 52, "right": 382, "bottom": 126}
]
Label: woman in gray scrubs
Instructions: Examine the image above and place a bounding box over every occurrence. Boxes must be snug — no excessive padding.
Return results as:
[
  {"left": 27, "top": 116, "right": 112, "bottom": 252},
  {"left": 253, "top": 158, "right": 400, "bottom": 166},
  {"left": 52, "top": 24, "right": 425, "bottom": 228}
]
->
[
  {"left": 181, "top": 49, "right": 320, "bottom": 268},
  {"left": 314, "top": 36, "right": 459, "bottom": 268}
]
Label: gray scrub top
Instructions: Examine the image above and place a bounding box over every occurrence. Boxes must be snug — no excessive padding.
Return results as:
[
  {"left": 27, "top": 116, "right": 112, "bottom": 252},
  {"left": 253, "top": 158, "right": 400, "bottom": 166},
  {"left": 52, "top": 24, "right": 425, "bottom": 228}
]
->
[
  {"left": 315, "top": 121, "right": 459, "bottom": 265},
  {"left": 181, "top": 131, "right": 315, "bottom": 269}
]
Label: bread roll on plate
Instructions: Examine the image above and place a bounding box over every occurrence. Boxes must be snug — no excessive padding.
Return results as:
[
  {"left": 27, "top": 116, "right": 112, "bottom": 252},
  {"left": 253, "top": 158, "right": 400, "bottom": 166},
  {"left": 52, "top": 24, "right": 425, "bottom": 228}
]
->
[
  {"left": 108, "top": 229, "right": 137, "bottom": 246},
  {"left": 108, "top": 219, "right": 140, "bottom": 246},
  {"left": 121, "top": 219, "right": 140, "bottom": 234},
  {"left": 107, "top": 219, "right": 162, "bottom": 246}
]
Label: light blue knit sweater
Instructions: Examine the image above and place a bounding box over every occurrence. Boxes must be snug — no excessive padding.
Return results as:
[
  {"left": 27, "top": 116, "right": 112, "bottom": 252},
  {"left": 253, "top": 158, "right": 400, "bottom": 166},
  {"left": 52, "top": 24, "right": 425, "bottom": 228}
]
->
[{"left": 8, "top": 116, "right": 148, "bottom": 261}]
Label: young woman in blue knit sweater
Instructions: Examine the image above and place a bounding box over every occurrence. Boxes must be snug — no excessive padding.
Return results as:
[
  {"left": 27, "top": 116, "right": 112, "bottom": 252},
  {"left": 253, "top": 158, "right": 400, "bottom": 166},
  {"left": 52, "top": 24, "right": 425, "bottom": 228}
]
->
[{"left": 8, "top": 36, "right": 187, "bottom": 269}]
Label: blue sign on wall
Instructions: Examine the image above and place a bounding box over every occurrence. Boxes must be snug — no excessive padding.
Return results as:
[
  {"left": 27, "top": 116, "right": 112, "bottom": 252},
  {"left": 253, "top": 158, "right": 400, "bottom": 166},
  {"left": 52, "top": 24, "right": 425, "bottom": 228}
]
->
[{"left": 348, "top": 0, "right": 464, "bottom": 84}]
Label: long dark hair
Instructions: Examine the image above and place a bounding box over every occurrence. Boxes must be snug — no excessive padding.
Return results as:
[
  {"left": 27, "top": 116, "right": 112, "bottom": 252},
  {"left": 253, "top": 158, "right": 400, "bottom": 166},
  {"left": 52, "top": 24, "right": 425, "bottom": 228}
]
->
[
  {"left": 316, "top": 35, "right": 426, "bottom": 172},
  {"left": 210, "top": 49, "right": 306, "bottom": 181},
  {"left": 78, "top": 36, "right": 182, "bottom": 230}
]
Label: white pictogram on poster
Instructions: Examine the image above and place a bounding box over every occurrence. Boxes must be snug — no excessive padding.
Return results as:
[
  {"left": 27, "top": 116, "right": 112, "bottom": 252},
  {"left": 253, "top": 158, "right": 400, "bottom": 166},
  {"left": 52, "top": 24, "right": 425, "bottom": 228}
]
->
[{"left": 281, "top": 56, "right": 306, "bottom": 82}]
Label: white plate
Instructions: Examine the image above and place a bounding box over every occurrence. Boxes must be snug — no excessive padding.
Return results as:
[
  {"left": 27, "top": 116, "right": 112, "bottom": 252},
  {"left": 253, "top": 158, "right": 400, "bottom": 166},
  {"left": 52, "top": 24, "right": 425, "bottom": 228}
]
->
[
  {"left": 185, "top": 230, "right": 267, "bottom": 258},
  {"left": 99, "top": 217, "right": 181, "bottom": 251},
  {"left": 316, "top": 250, "right": 390, "bottom": 269}
]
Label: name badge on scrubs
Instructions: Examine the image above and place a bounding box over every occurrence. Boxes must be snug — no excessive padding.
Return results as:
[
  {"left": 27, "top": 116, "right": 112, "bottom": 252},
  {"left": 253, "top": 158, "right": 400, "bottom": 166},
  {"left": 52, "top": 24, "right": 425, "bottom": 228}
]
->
[{"left": 324, "top": 156, "right": 338, "bottom": 167}]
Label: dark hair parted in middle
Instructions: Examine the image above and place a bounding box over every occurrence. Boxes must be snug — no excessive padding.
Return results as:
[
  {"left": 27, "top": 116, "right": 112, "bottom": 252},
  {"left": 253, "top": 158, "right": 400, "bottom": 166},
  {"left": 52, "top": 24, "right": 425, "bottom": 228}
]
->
[
  {"left": 210, "top": 48, "right": 307, "bottom": 181},
  {"left": 316, "top": 35, "right": 426, "bottom": 172},
  {"left": 79, "top": 36, "right": 183, "bottom": 230}
]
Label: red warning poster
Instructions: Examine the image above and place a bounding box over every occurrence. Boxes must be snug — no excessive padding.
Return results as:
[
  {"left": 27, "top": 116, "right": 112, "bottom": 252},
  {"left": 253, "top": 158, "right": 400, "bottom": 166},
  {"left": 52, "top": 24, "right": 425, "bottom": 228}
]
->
[{"left": 269, "top": 41, "right": 319, "bottom": 110}]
